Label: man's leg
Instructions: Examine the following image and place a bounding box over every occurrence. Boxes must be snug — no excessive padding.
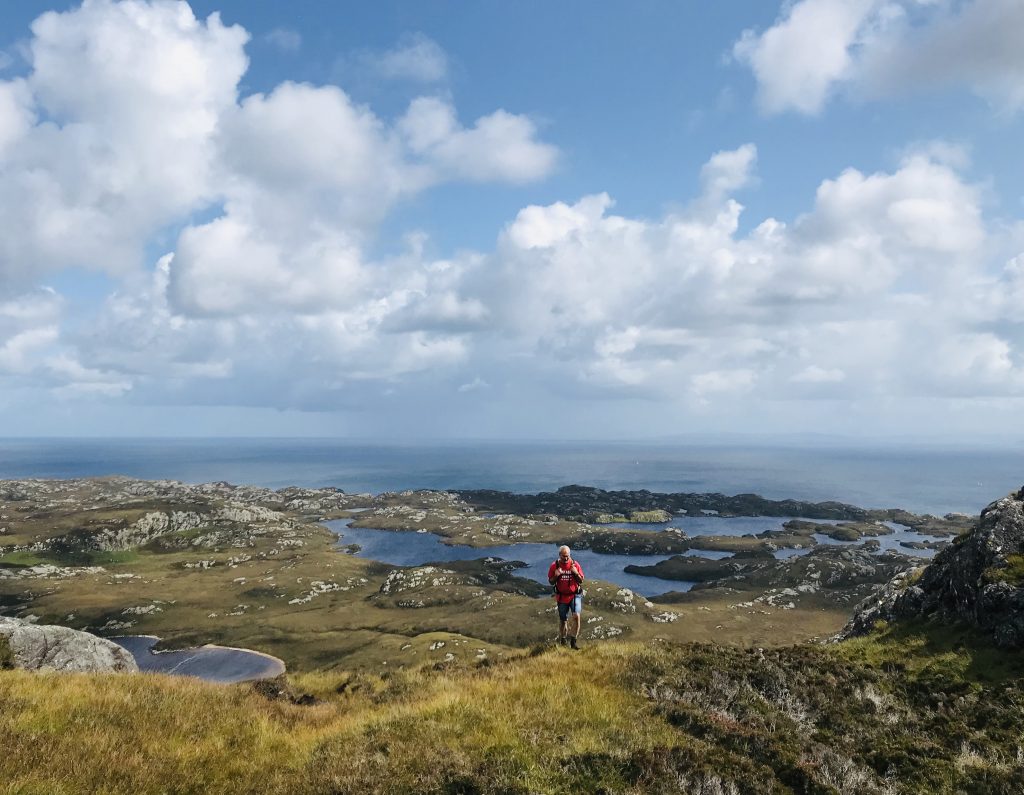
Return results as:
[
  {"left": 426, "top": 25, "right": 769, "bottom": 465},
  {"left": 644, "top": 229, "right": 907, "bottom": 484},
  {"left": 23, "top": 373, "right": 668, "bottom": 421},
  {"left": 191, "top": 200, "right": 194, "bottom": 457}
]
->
[
  {"left": 558, "top": 602, "right": 569, "bottom": 644},
  {"left": 569, "top": 597, "right": 582, "bottom": 649}
]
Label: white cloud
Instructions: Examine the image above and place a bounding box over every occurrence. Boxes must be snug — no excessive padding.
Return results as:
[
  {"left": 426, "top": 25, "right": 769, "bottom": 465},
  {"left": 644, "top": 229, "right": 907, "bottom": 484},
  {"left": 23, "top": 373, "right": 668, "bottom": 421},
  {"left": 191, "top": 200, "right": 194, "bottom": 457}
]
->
[
  {"left": 264, "top": 27, "right": 300, "bottom": 52},
  {"left": 399, "top": 97, "right": 558, "bottom": 184},
  {"left": 735, "top": 0, "right": 1024, "bottom": 114},
  {"left": 3, "top": 1, "right": 1023, "bottom": 435},
  {"left": 733, "top": 0, "right": 877, "bottom": 114},
  {"left": 0, "top": 326, "right": 59, "bottom": 373},
  {"left": 0, "top": 0, "right": 248, "bottom": 285},
  {"left": 0, "top": 0, "right": 556, "bottom": 308},
  {"left": 0, "top": 79, "right": 34, "bottom": 158},
  {"left": 470, "top": 144, "right": 1018, "bottom": 406},
  {"left": 364, "top": 33, "right": 448, "bottom": 82},
  {"left": 0, "top": 287, "right": 131, "bottom": 395},
  {"left": 700, "top": 143, "right": 757, "bottom": 203},
  {"left": 167, "top": 217, "right": 368, "bottom": 316},
  {"left": 505, "top": 193, "right": 613, "bottom": 250}
]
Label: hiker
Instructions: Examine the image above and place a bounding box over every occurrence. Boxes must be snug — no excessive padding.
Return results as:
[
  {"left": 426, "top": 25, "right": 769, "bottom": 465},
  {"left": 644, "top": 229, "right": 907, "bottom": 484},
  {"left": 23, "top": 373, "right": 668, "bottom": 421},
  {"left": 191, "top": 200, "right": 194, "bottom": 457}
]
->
[{"left": 548, "top": 545, "right": 584, "bottom": 649}]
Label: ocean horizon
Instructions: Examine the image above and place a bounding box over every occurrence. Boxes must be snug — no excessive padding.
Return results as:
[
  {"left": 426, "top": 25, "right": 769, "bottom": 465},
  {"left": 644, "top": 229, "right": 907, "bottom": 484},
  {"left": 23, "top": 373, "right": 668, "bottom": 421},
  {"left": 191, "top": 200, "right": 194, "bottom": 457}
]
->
[{"left": 1, "top": 437, "right": 1021, "bottom": 516}]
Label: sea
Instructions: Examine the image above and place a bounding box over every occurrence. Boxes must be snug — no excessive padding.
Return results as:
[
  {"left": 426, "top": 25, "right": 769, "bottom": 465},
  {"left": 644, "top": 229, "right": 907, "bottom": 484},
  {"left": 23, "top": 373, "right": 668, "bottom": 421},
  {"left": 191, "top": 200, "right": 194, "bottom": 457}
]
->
[{"left": 1, "top": 437, "right": 1022, "bottom": 516}]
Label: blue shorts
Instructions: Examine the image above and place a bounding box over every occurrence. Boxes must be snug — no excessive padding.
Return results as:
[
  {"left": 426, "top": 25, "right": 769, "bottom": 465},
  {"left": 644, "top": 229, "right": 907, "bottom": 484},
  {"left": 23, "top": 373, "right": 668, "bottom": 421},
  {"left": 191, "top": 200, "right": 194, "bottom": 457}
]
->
[{"left": 557, "top": 595, "right": 582, "bottom": 622}]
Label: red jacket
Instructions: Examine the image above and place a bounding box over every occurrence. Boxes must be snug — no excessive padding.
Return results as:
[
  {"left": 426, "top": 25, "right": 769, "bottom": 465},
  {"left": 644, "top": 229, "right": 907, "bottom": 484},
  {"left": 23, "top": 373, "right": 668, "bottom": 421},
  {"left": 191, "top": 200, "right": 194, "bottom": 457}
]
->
[{"left": 548, "top": 559, "right": 584, "bottom": 604}]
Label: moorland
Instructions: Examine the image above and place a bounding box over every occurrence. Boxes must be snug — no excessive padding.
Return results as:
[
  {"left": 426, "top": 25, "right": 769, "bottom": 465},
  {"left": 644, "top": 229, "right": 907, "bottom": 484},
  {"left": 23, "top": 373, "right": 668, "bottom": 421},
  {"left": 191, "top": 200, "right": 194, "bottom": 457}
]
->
[{"left": 5, "top": 476, "right": 1023, "bottom": 794}]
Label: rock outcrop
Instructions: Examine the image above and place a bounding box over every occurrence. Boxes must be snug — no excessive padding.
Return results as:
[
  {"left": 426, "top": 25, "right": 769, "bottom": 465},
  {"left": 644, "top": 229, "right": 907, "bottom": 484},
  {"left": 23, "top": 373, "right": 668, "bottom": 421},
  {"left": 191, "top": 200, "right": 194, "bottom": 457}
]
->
[
  {"left": 0, "top": 616, "right": 138, "bottom": 673},
  {"left": 837, "top": 486, "right": 1024, "bottom": 646}
]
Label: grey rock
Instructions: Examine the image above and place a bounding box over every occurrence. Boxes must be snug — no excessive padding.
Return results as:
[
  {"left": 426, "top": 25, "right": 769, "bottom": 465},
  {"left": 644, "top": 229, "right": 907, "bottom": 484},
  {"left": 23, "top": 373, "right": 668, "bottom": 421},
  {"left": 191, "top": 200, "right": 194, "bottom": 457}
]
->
[
  {"left": 0, "top": 616, "right": 138, "bottom": 673},
  {"left": 837, "top": 486, "right": 1024, "bottom": 647}
]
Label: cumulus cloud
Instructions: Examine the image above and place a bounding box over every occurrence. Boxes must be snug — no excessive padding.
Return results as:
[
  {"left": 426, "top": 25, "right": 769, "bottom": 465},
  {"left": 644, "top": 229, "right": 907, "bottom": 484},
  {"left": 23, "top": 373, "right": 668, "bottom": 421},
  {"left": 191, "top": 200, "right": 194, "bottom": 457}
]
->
[
  {"left": 0, "top": 0, "right": 248, "bottom": 286},
  {"left": 473, "top": 143, "right": 1020, "bottom": 407},
  {"left": 399, "top": 97, "right": 558, "bottom": 184},
  {"left": 0, "top": 286, "right": 130, "bottom": 395},
  {"left": 0, "top": 0, "right": 556, "bottom": 305},
  {"left": 735, "top": 0, "right": 1024, "bottom": 114},
  {"left": 12, "top": 135, "right": 1024, "bottom": 427},
  {"left": 0, "top": 0, "right": 567, "bottom": 417},
  {"left": 3, "top": 0, "right": 1024, "bottom": 435},
  {"left": 699, "top": 143, "right": 757, "bottom": 203},
  {"left": 733, "top": 0, "right": 875, "bottom": 114}
]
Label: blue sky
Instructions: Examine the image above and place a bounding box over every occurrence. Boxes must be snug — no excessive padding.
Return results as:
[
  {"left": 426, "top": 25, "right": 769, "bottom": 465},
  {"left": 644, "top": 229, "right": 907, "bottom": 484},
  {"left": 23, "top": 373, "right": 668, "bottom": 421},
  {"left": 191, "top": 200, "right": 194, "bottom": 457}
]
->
[{"left": 0, "top": 0, "right": 1023, "bottom": 441}]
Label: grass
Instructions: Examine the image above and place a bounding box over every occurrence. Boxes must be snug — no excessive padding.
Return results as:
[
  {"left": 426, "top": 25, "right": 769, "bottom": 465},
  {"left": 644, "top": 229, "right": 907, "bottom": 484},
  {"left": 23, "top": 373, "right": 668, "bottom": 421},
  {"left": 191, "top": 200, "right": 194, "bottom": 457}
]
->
[
  {"left": 0, "top": 668, "right": 319, "bottom": 794},
  {"left": 4, "top": 626, "right": 1024, "bottom": 793},
  {"left": 0, "top": 635, "right": 12, "bottom": 669},
  {"left": 983, "top": 554, "right": 1024, "bottom": 586},
  {"left": 0, "top": 551, "right": 49, "bottom": 568},
  {"left": 0, "top": 548, "right": 139, "bottom": 568}
]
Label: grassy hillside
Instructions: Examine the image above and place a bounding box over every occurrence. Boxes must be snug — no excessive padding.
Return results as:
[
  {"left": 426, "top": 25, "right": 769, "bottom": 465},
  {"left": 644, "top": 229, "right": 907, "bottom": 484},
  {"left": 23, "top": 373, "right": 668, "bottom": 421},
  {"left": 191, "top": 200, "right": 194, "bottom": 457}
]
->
[{"left": 3, "top": 624, "right": 1024, "bottom": 794}]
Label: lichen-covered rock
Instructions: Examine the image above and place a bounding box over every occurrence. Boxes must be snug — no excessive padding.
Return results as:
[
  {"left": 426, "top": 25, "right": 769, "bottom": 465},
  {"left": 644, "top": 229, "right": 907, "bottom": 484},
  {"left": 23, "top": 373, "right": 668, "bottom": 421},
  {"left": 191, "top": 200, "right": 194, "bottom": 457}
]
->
[
  {"left": 837, "top": 486, "right": 1024, "bottom": 647},
  {"left": 0, "top": 616, "right": 138, "bottom": 673},
  {"left": 92, "top": 510, "right": 204, "bottom": 551}
]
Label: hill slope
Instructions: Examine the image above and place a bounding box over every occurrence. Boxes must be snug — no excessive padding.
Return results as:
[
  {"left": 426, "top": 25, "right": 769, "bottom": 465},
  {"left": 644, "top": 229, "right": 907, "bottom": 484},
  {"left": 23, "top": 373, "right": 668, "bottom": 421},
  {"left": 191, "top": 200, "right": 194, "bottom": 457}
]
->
[
  {"left": 4, "top": 484, "right": 1024, "bottom": 793},
  {"left": 3, "top": 627, "right": 1024, "bottom": 794}
]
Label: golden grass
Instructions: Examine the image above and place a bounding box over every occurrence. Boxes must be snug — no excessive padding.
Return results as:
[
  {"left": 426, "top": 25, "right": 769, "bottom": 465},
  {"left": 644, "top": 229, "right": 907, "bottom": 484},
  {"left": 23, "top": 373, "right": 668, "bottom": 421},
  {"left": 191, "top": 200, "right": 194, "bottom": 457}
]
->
[
  {"left": 0, "top": 669, "right": 328, "bottom": 794},
  {"left": 0, "top": 643, "right": 685, "bottom": 795},
  {"left": 7, "top": 631, "right": 1023, "bottom": 794}
]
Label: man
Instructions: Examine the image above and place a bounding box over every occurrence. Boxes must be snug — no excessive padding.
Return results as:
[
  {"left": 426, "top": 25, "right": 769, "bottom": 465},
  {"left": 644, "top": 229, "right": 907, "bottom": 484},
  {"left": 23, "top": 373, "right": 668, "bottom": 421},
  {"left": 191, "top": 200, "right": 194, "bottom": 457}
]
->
[{"left": 547, "top": 544, "right": 584, "bottom": 649}]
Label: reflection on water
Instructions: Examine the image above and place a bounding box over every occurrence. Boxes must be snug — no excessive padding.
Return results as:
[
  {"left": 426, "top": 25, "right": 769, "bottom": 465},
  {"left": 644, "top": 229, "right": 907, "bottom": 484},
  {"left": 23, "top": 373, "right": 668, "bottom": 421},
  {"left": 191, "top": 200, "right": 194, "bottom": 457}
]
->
[{"left": 328, "top": 518, "right": 945, "bottom": 597}]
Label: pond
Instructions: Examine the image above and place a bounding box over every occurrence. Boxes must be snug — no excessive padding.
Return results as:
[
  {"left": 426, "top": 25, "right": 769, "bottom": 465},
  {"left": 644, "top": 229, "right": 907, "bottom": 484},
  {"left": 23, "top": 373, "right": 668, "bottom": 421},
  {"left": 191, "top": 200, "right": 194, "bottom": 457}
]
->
[
  {"left": 328, "top": 518, "right": 946, "bottom": 598},
  {"left": 111, "top": 635, "right": 285, "bottom": 683}
]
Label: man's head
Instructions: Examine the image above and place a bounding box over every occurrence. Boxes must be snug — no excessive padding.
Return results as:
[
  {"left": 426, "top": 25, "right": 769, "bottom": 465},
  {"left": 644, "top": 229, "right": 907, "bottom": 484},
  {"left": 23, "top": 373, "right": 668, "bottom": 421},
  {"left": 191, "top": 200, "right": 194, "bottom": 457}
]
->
[{"left": 558, "top": 545, "right": 571, "bottom": 562}]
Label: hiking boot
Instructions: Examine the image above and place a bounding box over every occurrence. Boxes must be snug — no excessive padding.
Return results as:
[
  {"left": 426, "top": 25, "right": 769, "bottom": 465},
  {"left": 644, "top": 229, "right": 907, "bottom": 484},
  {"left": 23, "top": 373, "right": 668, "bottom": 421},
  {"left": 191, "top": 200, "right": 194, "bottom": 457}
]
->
[
  {"left": 569, "top": 636, "right": 579, "bottom": 650},
  {"left": 558, "top": 637, "right": 567, "bottom": 646}
]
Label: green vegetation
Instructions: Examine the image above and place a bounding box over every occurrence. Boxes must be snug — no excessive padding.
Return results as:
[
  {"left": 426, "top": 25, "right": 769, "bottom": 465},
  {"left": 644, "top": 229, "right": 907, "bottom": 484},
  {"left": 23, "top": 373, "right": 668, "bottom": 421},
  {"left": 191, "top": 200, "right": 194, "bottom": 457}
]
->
[
  {"left": 0, "top": 635, "right": 12, "bottom": 669},
  {"left": 983, "top": 553, "right": 1024, "bottom": 586},
  {"left": 824, "top": 524, "right": 863, "bottom": 542},
  {"left": 3, "top": 624, "right": 1024, "bottom": 793},
  {"left": 0, "top": 550, "right": 49, "bottom": 568},
  {"left": 0, "top": 547, "right": 139, "bottom": 568}
]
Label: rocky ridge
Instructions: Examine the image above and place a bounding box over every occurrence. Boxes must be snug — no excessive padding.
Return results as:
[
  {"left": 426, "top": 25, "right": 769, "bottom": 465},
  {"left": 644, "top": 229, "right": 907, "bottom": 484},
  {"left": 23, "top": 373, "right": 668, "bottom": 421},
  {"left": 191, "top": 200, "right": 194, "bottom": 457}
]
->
[{"left": 838, "top": 486, "right": 1024, "bottom": 647}]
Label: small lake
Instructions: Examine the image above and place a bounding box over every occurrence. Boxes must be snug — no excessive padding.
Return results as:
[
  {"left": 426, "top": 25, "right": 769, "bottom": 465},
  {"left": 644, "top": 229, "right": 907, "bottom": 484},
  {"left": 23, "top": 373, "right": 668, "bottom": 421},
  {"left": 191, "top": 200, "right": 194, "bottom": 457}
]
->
[
  {"left": 111, "top": 636, "right": 285, "bottom": 683},
  {"left": 330, "top": 520, "right": 683, "bottom": 596},
  {"left": 328, "top": 518, "right": 947, "bottom": 598}
]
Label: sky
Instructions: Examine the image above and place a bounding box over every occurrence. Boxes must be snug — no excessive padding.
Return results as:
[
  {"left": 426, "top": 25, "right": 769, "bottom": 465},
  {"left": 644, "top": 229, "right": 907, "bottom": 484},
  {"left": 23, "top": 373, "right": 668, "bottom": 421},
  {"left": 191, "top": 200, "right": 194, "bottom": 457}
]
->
[{"left": 0, "top": 0, "right": 1023, "bottom": 441}]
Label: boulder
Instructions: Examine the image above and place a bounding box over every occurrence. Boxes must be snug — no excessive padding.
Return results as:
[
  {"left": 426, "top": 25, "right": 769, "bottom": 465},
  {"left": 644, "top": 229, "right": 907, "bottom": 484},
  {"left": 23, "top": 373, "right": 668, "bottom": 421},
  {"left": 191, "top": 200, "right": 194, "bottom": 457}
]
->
[{"left": 0, "top": 616, "right": 138, "bottom": 673}]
